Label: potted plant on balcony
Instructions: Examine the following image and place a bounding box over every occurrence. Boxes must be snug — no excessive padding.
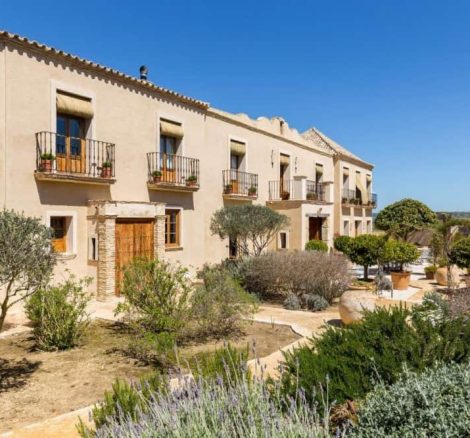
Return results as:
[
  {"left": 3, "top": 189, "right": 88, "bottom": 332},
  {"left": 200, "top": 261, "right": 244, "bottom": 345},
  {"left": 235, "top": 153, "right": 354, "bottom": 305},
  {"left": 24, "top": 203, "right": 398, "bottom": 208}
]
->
[
  {"left": 101, "top": 161, "right": 113, "bottom": 178},
  {"left": 281, "top": 190, "right": 290, "bottom": 200},
  {"left": 40, "top": 153, "right": 55, "bottom": 172},
  {"left": 152, "top": 170, "right": 162, "bottom": 183},
  {"left": 186, "top": 175, "right": 198, "bottom": 187},
  {"left": 224, "top": 183, "right": 233, "bottom": 194},
  {"left": 248, "top": 186, "right": 257, "bottom": 197},
  {"left": 306, "top": 192, "right": 318, "bottom": 201},
  {"left": 382, "top": 239, "right": 420, "bottom": 290}
]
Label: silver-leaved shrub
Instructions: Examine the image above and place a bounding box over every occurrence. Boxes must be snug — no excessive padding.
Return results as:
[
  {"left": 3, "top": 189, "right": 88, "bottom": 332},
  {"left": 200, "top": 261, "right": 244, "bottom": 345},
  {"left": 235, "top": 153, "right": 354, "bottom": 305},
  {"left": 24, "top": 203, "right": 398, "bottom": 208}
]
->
[{"left": 351, "top": 361, "right": 470, "bottom": 437}]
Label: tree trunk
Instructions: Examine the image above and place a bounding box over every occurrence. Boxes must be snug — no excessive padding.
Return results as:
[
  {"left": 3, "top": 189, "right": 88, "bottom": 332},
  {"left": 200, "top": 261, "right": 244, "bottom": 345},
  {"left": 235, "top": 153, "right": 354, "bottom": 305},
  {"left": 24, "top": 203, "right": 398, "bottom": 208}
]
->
[
  {"left": 0, "top": 298, "right": 9, "bottom": 332},
  {"left": 364, "top": 265, "right": 369, "bottom": 280}
]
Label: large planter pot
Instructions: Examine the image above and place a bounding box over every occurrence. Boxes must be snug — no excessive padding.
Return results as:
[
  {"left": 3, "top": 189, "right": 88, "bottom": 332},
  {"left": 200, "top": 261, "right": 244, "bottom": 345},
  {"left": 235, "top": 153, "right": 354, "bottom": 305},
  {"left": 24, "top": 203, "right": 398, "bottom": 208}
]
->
[
  {"left": 425, "top": 271, "right": 435, "bottom": 280},
  {"left": 390, "top": 271, "right": 411, "bottom": 290},
  {"left": 339, "top": 290, "right": 377, "bottom": 325},
  {"left": 435, "top": 266, "right": 460, "bottom": 287}
]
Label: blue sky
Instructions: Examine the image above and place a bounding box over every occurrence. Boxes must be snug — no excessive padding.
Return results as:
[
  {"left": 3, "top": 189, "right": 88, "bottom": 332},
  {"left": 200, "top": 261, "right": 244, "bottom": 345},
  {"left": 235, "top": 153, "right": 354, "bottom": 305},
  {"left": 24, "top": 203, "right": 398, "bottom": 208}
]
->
[{"left": 2, "top": 0, "right": 469, "bottom": 211}]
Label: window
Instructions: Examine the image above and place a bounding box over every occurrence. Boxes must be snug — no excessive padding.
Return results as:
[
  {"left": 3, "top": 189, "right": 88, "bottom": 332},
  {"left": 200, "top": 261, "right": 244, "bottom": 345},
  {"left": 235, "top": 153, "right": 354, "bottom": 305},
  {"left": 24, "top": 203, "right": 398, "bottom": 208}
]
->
[
  {"left": 230, "top": 153, "right": 240, "bottom": 171},
  {"left": 229, "top": 237, "right": 238, "bottom": 259},
  {"left": 343, "top": 221, "right": 349, "bottom": 236},
  {"left": 315, "top": 164, "right": 324, "bottom": 184},
  {"left": 165, "top": 209, "right": 181, "bottom": 248},
  {"left": 355, "top": 220, "right": 362, "bottom": 237},
  {"left": 367, "top": 220, "right": 372, "bottom": 233},
  {"left": 160, "top": 135, "right": 177, "bottom": 156},
  {"left": 50, "top": 217, "right": 67, "bottom": 253},
  {"left": 278, "top": 231, "right": 288, "bottom": 250},
  {"left": 89, "top": 236, "right": 98, "bottom": 261},
  {"left": 343, "top": 168, "right": 349, "bottom": 188}
]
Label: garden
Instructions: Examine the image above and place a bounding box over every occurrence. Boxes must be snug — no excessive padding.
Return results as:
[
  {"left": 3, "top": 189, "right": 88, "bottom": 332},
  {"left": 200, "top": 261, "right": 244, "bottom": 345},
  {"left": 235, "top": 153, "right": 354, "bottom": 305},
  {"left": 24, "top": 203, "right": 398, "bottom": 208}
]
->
[{"left": 1, "top": 199, "right": 470, "bottom": 436}]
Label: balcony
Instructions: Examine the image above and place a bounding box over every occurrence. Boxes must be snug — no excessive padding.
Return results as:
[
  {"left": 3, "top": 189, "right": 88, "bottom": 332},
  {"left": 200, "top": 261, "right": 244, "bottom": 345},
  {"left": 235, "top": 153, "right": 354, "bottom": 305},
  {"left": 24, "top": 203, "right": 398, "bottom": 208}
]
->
[
  {"left": 35, "top": 131, "right": 116, "bottom": 184},
  {"left": 269, "top": 179, "right": 327, "bottom": 202},
  {"left": 147, "top": 152, "right": 200, "bottom": 192},
  {"left": 342, "top": 188, "right": 377, "bottom": 208},
  {"left": 222, "top": 170, "right": 258, "bottom": 200}
]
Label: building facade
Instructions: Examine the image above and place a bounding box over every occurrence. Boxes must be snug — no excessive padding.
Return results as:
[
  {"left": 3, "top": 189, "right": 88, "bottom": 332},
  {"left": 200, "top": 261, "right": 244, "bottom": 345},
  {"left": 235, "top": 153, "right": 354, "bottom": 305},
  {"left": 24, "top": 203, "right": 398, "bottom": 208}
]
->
[{"left": 0, "top": 31, "right": 375, "bottom": 298}]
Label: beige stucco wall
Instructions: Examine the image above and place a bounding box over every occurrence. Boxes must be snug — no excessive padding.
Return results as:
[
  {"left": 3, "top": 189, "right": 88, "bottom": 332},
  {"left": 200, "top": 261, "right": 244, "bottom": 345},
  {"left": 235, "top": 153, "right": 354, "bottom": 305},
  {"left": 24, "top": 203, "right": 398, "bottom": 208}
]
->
[
  {"left": 1, "top": 38, "right": 374, "bottom": 296},
  {"left": 334, "top": 157, "right": 374, "bottom": 237}
]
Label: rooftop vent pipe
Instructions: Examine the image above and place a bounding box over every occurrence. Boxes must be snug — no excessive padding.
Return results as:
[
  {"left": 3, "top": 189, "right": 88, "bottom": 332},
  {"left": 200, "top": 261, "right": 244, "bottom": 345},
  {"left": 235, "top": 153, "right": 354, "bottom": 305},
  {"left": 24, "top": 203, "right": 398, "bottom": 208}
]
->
[{"left": 139, "top": 65, "right": 148, "bottom": 80}]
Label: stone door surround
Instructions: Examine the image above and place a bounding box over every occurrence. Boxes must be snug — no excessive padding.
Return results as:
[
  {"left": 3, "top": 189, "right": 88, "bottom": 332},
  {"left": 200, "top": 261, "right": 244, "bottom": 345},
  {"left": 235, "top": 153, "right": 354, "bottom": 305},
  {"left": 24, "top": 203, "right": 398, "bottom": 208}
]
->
[{"left": 88, "top": 200, "right": 165, "bottom": 299}]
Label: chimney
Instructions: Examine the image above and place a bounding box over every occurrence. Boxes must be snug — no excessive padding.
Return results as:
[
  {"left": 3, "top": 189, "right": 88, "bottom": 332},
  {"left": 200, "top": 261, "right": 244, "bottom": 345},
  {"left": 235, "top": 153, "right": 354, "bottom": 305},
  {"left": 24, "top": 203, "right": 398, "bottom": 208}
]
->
[{"left": 139, "top": 65, "right": 148, "bottom": 80}]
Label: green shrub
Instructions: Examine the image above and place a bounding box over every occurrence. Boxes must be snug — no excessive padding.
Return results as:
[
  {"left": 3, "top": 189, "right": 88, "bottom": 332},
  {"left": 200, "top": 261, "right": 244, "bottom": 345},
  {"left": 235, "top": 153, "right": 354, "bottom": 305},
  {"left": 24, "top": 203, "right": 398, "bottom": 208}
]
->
[
  {"left": 191, "top": 266, "right": 258, "bottom": 338},
  {"left": 305, "top": 239, "right": 328, "bottom": 252},
  {"left": 283, "top": 293, "right": 301, "bottom": 310},
  {"left": 242, "top": 251, "right": 349, "bottom": 303},
  {"left": 450, "top": 236, "right": 470, "bottom": 269},
  {"left": 115, "top": 259, "right": 191, "bottom": 364},
  {"left": 189, "top": 344, "right": 249, "bottom": 384},
  {"left": 279, "top": 305, "right": 470, "bottom": 406},
  {"left": 77, "top": 372, "right": 168, "bottom": 437},
  {"left": 333, "top": 235, "right": 353, "bottom": 254},
  {"left": 351, "top": 362, "right": 470, "bottom": 437},
  {"left": 424, "top": 264, "right": 437, "bottom": 275},
  {"left": 25, "top": 275, "right": 91, "bottom": 350},
  {"left": 346, "top": 234, "right": 385, "bottom": 280},
  {"left": 303, "top": 294, "right": 329, "bottom": 311}
]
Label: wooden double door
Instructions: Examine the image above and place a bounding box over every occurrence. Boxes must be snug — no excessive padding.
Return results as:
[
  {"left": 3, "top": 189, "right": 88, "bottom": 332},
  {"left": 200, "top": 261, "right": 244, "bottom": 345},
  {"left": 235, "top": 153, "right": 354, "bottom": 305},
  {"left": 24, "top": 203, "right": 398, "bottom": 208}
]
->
[
  {"left": 115, "top": 220, "right": 154, "bottom": 295},
  {"left": 309, "top": 217, "right": 323, "bottom": 241}
]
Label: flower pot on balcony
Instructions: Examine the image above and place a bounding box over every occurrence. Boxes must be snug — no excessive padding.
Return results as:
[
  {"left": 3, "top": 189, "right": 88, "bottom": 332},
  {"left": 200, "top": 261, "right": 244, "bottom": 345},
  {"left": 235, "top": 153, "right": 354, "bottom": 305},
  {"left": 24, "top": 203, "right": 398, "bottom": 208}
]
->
[
  {"left": 224, "top": 184, "right": 233, "bottom": 194},
  {"left": 390, "top": 271, "right": 411, "bottom": 290},
  {"left": 40, "top": 153, "right": 55, "bottom": 172},
  {"left": 248, "top": 187, "right": 257, "bottom": 197},
  {"left": 281, "top": 191, "right": 290, "bottom": 200},
  {"left": 186, "top": 176, "right": 198, "bottom": 187},
  {"left": 41, "top": 160, "right": 53, "bottom": 172},
  {"left": 152, "top": 171, "right": 162, "bottom": 183},
  {"left": 101, "top": 162, "right": 113, "bottom": 178},
  {"left": 306, "top": 192, "right": 318, "bottom": 201}
]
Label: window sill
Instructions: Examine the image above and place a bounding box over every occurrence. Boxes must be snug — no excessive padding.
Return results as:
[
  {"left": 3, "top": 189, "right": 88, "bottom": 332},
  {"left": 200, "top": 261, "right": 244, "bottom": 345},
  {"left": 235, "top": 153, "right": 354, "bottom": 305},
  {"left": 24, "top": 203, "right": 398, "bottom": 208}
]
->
[
  {"left": 165, "top": 246, "right": 183, "bottom": 252},
  {"left": 56, "top": 253, "right": 77, "bottom": 261}
]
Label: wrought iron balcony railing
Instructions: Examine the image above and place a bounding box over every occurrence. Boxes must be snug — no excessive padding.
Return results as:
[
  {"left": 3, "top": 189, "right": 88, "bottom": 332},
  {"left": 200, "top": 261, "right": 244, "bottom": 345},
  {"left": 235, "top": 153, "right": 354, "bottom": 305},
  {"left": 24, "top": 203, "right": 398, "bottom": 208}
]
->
[
  {"left": 342, "top": 188, "right": 377, "bottom": 207},
  {"left": 223, "top": 170, "right": 258, "bottom": 197},
  {"left": 35, "top": 131, "right": 115, "bottom": 179},
  {"left": 269, "top": 180, "right": 325, "bottom": 201},
  {"left": 147, "top": 152, "right": 200, "bottom": 189},
  {"left": 305, "top": 181, "right": 326, "bottom": 201}
]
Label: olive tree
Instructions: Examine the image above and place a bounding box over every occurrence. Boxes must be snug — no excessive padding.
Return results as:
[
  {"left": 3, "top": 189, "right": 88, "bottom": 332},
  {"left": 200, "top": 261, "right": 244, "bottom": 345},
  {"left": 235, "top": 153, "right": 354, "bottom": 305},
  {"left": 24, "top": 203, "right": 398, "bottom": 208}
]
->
[
  {"left": 210, "top": 205, "right": 289, "bottom": 257},
  {"left": 375, "top": 199, "right": 437, "bottom": 242},
  {"left": 0, "top": 210, "right": 56, "bottom": 331}
]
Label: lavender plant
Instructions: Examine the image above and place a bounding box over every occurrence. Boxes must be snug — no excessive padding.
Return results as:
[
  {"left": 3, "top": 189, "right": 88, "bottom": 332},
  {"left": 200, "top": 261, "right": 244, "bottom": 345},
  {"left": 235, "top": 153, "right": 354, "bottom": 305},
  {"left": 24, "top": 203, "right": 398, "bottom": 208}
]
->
[{"left": 89, "top": 375, "right": 330, "bottom": 438}]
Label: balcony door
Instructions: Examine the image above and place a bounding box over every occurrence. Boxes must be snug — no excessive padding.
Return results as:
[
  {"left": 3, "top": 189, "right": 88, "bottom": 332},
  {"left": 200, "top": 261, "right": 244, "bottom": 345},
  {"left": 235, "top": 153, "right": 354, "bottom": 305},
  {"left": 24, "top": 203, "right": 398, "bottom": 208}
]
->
[
  {"left": 160, "top": 135, "right": 177, "bottom": 183},
  {"left": 230, "top": 153, "right": 241, "bottom": 193},
  {"left": 56, "top": 114, "right": 86, "bottom": 174}
]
